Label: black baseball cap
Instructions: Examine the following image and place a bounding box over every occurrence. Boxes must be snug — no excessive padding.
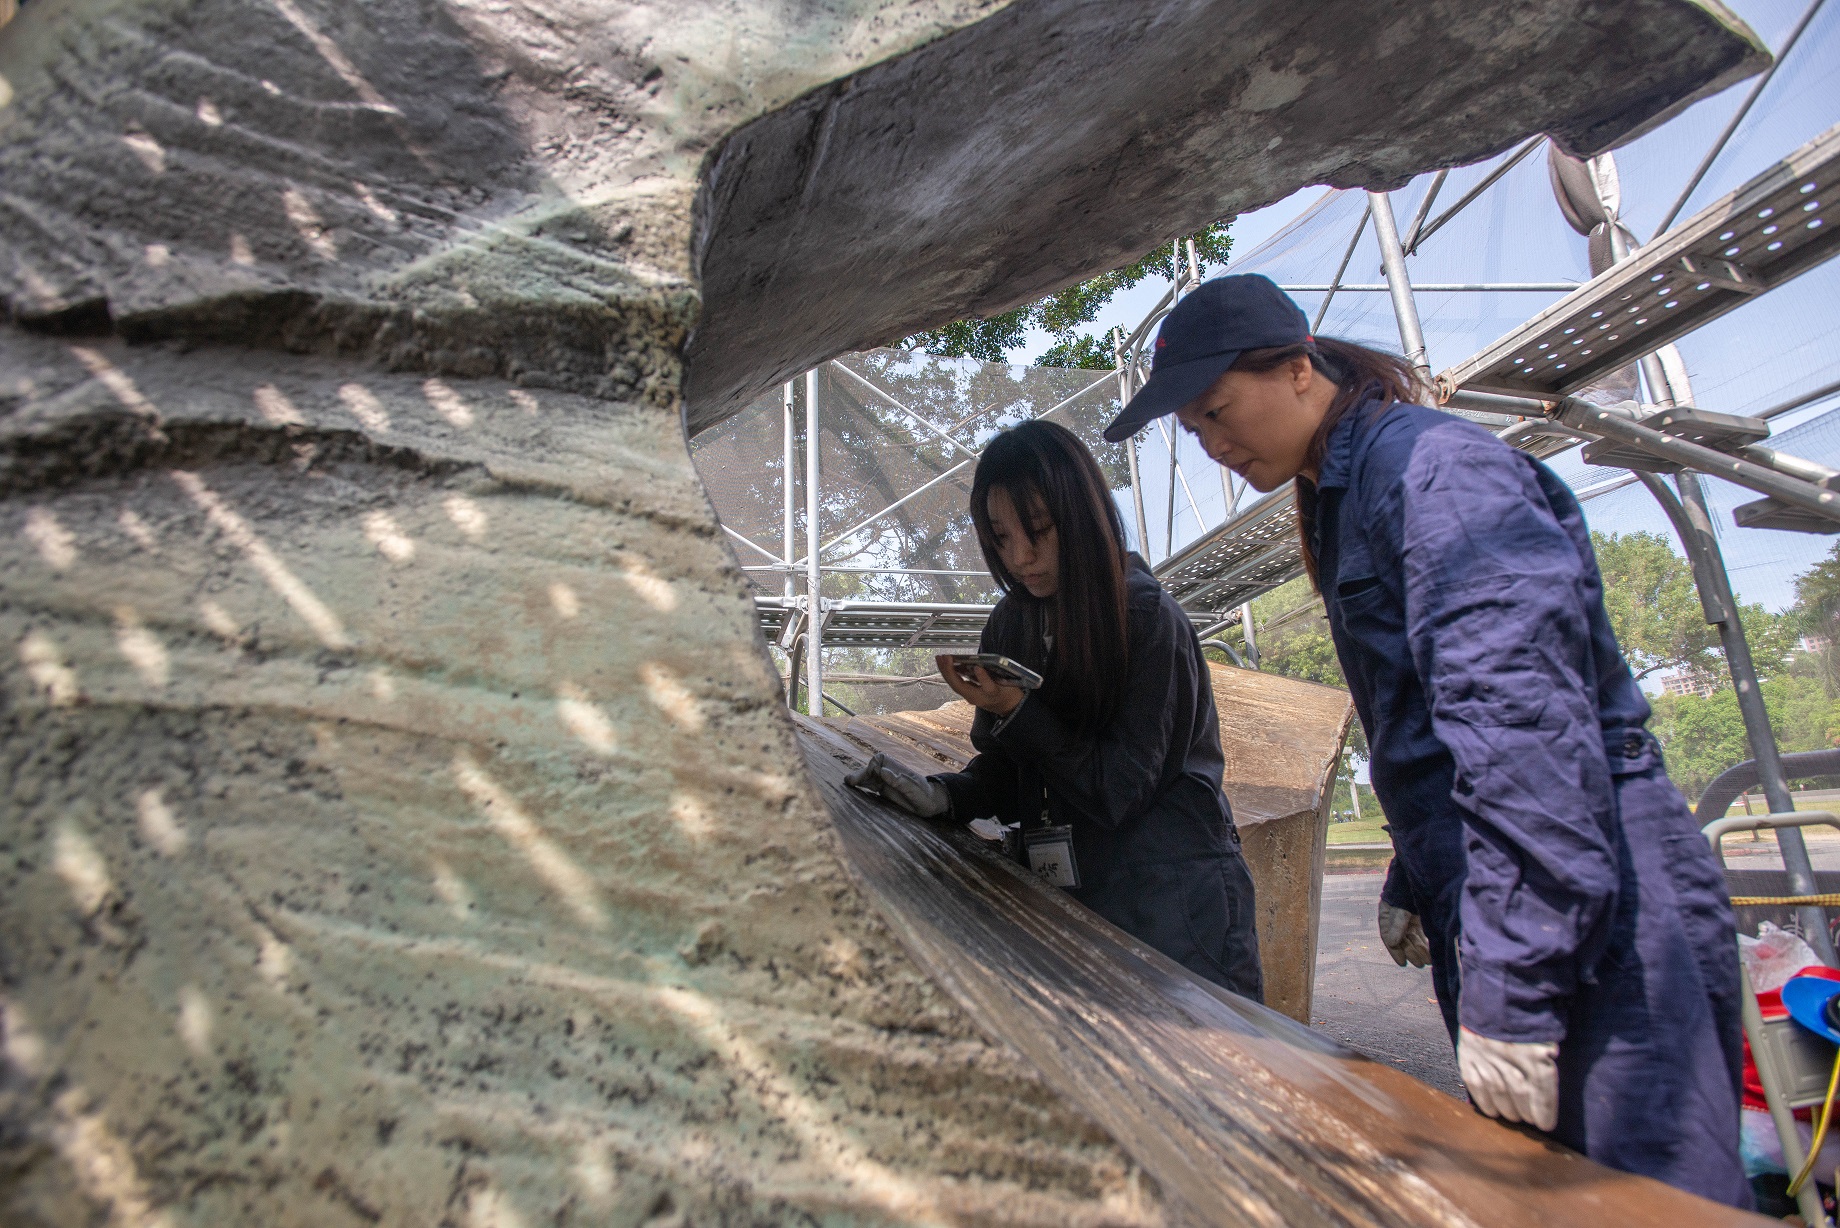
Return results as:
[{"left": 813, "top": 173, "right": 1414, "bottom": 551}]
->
[{"left": 1102, "top": 274, "right": 1312, "bottom": 442}]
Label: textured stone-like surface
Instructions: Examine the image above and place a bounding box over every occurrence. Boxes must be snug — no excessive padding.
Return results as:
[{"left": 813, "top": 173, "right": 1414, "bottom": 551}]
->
[
  {"left": 0, "top": 0, "right": 1770, "bottom": 1224},
  {"left": 0, "top": 332, "right": 1159, "bottom": 1226}
]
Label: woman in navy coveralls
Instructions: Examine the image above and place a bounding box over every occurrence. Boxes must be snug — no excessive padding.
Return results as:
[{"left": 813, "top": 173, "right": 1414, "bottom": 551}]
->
[{"left": 1102, "top": 274, "right": 1748, "bottom": 1207}]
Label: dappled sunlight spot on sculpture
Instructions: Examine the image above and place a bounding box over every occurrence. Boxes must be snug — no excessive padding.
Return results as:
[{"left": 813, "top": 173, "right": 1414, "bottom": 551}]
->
[
  {"left": 113, "top": 606, "right": 170, "bottom": 687},
  {"left": 431, "top": 857, "right": 473, "bottom": 922},
  {"left": 172, "top": 470, "right": 351, "bottom": 649},
  {"left": 229, "top": 233, "right": 255, "bottom": 266},
  {"left": 362, "top": 510, "right": 416, "bottom": 563},
  {"left": 51, "top": 1089, "right": 176, "bottom": 1228},
  {"left": 639, "top": 662, "right": 703, "bottom": 731},
  {"left": 424, "top": 378, "right": 475, "bottom": 429},
  {"left": 2, "top": 998, "right": 48, "bottom": 1077},
  {"left": 368, "top": 666, "right": 397, "bottom": 700},
  {"left": 619, "top": 555, "right": 677, "bottom": 612},
  {"left": 668, "top": 791, "right": 713, "bottom": 842},
  {"left": 196, "top": 598, "right": 240, "bottom": 641},
  {"left": 451, "top": 751, "right": 605, "bottom": 930},
  {"left": 254, "top": 383, "right": 306, "bottom": 426},
  {"left": 444, "top": 493, "right": 488, "bottom": 542},
  {"left": 52, "top": 822, "right": 112, "bottom": 916},
  {"left": 821, "top": 936, "right": 868, "bottom": 983},
  {"left": 143, "top": 244, "right": 170, "bottom": 267},
  {"left": 548, "top": 582, "right": 580, "bottom": 619},
  {"left": 353, "top": 180, "right": 397, "bottom": 222},
  {"left": 257, "top": 931, "right": 293, "bottom": 988},
  {"left": 69, "top": 345, "right": 160, "bottom": 421},
  {"left": 195, "top": 97, "right": 221, "bottom": 126},
  {"left": 24, "top": 506, "right": 77, "bottom": 570},
  {"left": 135, "top": 787, "right": 187, "bottom": 856},
  {"left": 117, "top": 508, "right": 158, "bottom": 550},
  {"left": 465, "top": 1185, "right": 529, "bottom": 1228},
  {"left": 271, "top": 0, "right": 402, "bottom": 114},
  {"left": 282, "top": 187, "right": 338, "bottom": 260},
  {"left": 652, "top": 985, "right": 940, "bottom": 1217},
  {"left": 573, "top": 1141, "right": 618, "bottom": 1208},
  {"left": 121, "top": 130, "right": 165, "bottom": 175},
  {"left": 177, "top": 986, "right": 213, "bottom": 1057},
  {"left": 339, "top": 383, "right": 390, "bottom": 432},
  {"left": 20, "top": 629, "right": 80, "bottom": 705},
  {"left": 509, "top": 389, "right": 540, "bottom": 416},
  {"left": 556, "top": 683, "right": 619, "bottom": 755}
]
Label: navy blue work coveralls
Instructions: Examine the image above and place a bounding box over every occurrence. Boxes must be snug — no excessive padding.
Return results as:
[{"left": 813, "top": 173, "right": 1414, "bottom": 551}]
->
[
  {"left": 936, "top": 555, "right": 1264, "bottom": 1001},
  {"left": 1314, "top": 397, "right": 1747, "bottom": 1204}
]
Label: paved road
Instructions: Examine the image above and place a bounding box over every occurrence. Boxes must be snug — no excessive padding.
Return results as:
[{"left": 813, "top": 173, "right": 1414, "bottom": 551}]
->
[{"left": 1312, "top": 869, "right": 1466, "bottom": 1099}]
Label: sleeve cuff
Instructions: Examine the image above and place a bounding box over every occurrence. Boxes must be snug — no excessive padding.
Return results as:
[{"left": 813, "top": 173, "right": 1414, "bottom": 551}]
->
[
  {"left": 1379, "top": 853, "right": 1417, "bottom": 911},
  {"left": 1456, "top": 958, "right": 1568, "bottom": 1044}
]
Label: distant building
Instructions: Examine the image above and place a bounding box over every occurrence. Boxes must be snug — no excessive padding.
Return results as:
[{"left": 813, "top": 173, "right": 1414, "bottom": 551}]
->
[{"left": 1660, "top": 667, "right": 1720, "bottom": 698}]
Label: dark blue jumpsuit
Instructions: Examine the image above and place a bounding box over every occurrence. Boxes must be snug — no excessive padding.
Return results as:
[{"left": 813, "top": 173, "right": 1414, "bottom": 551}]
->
[{"left": 1313, "top": 397, "right": 1748, "bottom": 1206}]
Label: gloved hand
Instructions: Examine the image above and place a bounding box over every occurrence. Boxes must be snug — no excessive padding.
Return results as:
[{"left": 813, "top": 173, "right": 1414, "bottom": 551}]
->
[
  {"left": 1457, "top": 1027, "right": 1560, "bottom": 1132},
  {"left": 1376, "top": 901, "right": 1431, "bottom": 968},
  {"left": 845, "top": 753, "right": 950, "bottom": 818}
]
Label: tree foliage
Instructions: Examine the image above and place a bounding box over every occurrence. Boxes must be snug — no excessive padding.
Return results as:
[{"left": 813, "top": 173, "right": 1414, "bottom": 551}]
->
[
  {"left": 905, "top": 224, "right": 1233, "bottom": 367},
  {"left": 1591, "top": 530, "right": 1719, "bottom": 679},
  {"left": 1796, "top": 540, "right": 1840, "bottom": 688}
]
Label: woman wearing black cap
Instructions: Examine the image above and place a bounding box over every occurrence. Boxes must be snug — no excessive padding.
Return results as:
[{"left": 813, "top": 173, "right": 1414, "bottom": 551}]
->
[
  {"left": 1106, "top": 273, "right": 1746, "bottom": 1207},
  {"left": 847, "top": 419, "right": 1264, "bottom": 1001}
]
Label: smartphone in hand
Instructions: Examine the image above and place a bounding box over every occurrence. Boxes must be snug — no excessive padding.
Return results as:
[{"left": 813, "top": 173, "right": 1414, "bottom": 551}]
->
[{"left": 945, "top": 653, "right": 1043, "bottom": 691}]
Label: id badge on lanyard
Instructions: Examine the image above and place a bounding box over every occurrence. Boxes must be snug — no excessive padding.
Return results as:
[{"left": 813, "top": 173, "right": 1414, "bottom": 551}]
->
[{"left": 1024, "top": 784, "right": 1080, "bottom": 888}]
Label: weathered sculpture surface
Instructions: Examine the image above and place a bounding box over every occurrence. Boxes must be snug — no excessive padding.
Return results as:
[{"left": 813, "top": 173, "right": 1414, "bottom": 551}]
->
[{"left": 0, "top": 1, "right": 1768, "bottom": 1224}]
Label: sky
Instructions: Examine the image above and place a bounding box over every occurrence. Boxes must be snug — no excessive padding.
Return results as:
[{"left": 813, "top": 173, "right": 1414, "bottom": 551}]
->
[{"left": 1014, "top": 0, "right": 1840, "bottom": 612}]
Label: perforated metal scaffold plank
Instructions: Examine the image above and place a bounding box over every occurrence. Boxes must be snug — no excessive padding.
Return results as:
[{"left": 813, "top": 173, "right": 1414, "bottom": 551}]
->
[
  {"left": 1155, "top": 486, "right": 1304, "bottom": 617},
  {"left": 1439, "top": 123, "right": 1840, "bottom": 400}
]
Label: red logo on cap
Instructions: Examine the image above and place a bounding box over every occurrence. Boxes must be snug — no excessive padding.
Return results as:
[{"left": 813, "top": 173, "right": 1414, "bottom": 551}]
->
[{"left": 1155, "top": 337, "right": 1167, "bottom": 349}]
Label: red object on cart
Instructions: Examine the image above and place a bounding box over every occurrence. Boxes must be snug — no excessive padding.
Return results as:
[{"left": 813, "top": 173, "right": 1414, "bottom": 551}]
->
[{"left": 1745, "top": 964, "right": 1840, "bottom": 1118}]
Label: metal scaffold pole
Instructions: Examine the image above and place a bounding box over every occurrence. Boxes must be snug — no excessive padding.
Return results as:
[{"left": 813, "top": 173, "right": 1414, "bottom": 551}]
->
[
  {"left": 1638, "top": 469, "right": 1838, "bottom": 965},
  {"left": 782, "top": 381, "right": 796, "bottom": 599},
  {"left": 1368, "top": 189, "right": 1434, "bottom": 386},
  {"left": 1116, "top": 327, "right": 1152, "bottom": 555},
  {"left": 805, "top": 366, "right": 824, "bottom": 717}
]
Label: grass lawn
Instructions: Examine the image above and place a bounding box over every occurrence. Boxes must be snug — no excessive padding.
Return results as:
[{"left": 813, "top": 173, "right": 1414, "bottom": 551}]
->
[{"left": 1326, "top": 815, "right": 1391, "bottom": 845}]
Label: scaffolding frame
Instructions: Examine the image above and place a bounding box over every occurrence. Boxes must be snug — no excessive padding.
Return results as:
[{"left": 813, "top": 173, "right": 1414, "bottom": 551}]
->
[{"left": 751, "top": 123, "right": 1839, "bottom": 788}]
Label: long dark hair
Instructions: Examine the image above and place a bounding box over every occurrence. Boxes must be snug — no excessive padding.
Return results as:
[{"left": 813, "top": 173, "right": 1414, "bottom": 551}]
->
[
  {"left": 970, "top": 421, "right": 1130, "bottom": 738},
  {"left": 1226, "top": 337, "right": 1424, "bottom": 587}
]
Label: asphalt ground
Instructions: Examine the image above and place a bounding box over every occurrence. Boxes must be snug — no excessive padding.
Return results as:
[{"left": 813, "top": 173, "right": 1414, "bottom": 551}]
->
[{"left": 1312, "top": 869, "right": 1466, "bottom": 1099}]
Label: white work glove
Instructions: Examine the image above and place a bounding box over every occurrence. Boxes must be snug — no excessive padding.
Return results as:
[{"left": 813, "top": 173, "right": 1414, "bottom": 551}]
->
[
  {"left": 1377, "top": 901, "right": 1431, "bottom": 968},
  {"left": 845, "top": 753, "right": 950, "bottom": 818},
  {"left": 1457, "top": 1027, "right": 1560, "bottom": 1132}
]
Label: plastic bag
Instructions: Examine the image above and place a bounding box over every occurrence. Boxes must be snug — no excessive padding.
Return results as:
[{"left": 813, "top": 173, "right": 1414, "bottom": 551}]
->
[{"left": 1739, "top": 921, "right": 1825, "bottom": 994}]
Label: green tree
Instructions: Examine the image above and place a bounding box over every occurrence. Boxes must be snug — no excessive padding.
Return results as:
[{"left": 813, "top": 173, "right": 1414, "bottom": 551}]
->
[
  {"left": 1795, "top": 540, "right": 1840, "bottom": 688},
  {"left": 906, "top": 225, "right": 1233, "bottom": 367},
  {"left": 1649, "top": 672, "right": 1840, "bottom": 803},
  {"left": 1591, "top": 530, "right": 1719, "bottom": 680},
  {"left": 1590, "top": 528, "right": 1797, "bottom": 685}
]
